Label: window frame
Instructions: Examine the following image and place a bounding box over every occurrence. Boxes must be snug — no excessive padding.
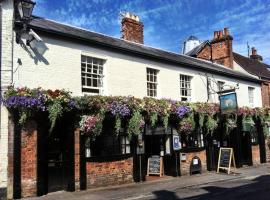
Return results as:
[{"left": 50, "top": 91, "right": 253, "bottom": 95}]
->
[
  {"left": 81, "top": 55, "right": 105, "bottom": 94},
  {"left": 146, "top": 68, "right": 159, "bottom": 97},
  {"left": 180, "top": 74, "right": 192, "bottom": 102},
  {"left": 86, "top": 134, "right": 131, "bottom": 158}
]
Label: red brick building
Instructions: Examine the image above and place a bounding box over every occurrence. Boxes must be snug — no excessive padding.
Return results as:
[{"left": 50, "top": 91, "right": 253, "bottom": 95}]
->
[{"left": 186, "top": 28, "right": 270, "bottom": 107}]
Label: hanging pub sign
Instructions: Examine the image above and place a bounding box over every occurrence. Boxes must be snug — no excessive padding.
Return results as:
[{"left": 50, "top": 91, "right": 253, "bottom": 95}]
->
[
  {"left": 173, "top": 135, "right": 181, "bottom": 151},
  {"left": 219, "top": 92, "right": 238, "bottom": 114},
  {"left": 217, "top": 147, "right": 236, "bottom": 174}
]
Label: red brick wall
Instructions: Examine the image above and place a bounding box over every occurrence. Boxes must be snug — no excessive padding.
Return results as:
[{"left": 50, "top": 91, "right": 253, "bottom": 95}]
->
[
  {"left": 86, "top": 157, "right": 133, "bottom": 188},
  {"left": 197, "top": 45, "right": 211, "bottom": 60},
  {"left": 21, "top": 120, "right": 38, "bottom": 198},
  {"left": 252, "top": 145, "right": 260, "bottom": 165},
  {"left": 211, "top": 38, "right": 233, "bottom": 69},
  {"left": 74, "top": 128, "right": 80, "bottom": 190},
  {"left": 261, "top": 82, "right": 270, "bottom": 107},
  {"left": 121, "top": 18, "right": 144, "bottom": 44},
  {"left": 180, "top": 150, "right": 207, "bottom": 175}
]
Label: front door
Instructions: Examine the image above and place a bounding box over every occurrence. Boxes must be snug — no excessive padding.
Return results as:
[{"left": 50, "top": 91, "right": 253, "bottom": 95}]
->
[{"left": 46, "top": 118, "right": 75, "bottom": 193}]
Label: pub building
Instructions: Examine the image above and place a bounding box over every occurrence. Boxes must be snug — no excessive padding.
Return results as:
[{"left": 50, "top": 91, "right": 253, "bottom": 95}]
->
[{"left": 0, "top": 0, "right": 269, "bottom": 199}]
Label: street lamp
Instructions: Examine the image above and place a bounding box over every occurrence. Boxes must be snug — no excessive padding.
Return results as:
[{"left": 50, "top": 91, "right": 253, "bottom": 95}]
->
[{"left": 17, "top": 0, "right": 36, "bottom": 22}]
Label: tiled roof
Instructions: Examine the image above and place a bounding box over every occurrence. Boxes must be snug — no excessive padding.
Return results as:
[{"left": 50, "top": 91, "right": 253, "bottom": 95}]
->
[{"left": 233, "top": 52, "right": 270, "bottom": 80}]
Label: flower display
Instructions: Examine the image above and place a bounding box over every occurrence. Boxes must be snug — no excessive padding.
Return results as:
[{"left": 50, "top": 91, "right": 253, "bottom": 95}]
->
[
  {"left": 179, "top": 116, "right": 195, "bottom": 134},
  {"left": 80, "top": 115, "right": 99, "bottom": 134},
  {"left": 174, "top": 105, "right": 190, "bottom": 118},
  {"left": 3, "top": 86, "right": 270, "bottom": 139},
  {"left": 108, "top": 101, "right": 130, "bottom": 117}
]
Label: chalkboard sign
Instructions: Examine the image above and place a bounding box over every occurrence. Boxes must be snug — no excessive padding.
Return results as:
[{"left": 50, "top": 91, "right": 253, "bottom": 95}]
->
[
  {"left": 217, "top": 148, "right": 236, "bottom": 174},
  {"left": 147, "top": 156, "right": 164, "bottom": 177}
]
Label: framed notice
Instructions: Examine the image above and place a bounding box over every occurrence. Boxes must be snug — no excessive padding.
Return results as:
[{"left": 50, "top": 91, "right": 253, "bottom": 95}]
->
[
  {"left": 217, "top": 147, "right": 236, "bottom": 174},
  {"left": 173, "top": 135, "right": 181, "bottom": 151},
  {"left": 219, "top": 93, "right": 238, "bottom": 114}
]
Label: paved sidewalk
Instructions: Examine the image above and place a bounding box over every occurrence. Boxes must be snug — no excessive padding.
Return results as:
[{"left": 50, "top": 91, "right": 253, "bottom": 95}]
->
[{"left": 27, "top": 164, "right": 270, "bottom": 200}]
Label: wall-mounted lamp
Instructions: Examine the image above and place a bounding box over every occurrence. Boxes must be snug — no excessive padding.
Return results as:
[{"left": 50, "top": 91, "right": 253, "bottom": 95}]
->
[
  {"left": 15, "top": 0, "right": 36, "bottom": 43},
  {"left": 17, "top": 0, "right": 36, "bottom": 22}
]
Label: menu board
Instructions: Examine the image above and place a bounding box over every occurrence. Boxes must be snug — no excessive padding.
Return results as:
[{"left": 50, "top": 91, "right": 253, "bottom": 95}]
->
[
  {"left": 217, "top": 148, "right": 236, "bottom": 174},
  {"left": 147, "top": 156, "right": 164, "bottom": 177}
]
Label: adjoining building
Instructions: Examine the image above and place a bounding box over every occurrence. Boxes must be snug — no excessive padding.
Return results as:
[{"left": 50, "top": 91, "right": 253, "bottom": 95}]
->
[{"left": 0, "top": 0, "right": 268, "bottom": 199}]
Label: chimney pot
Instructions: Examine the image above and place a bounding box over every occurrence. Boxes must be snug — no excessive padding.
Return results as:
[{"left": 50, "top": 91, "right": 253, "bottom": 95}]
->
[
  {"left": 224, "top": 28, "right": 229, "bottom": 36},
  {"left": 214, "top": 31, "right": 218, "bottom": 39},
  {"left": 219, "top": 30, "right": 223, "bottom": 38},
  {"left": 251, "top": 47, "right": 257, "bottom": 55}
]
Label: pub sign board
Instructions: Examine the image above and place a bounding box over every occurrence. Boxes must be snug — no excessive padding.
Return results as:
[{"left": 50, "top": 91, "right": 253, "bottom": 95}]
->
[
  {"left": 217, "top": 147, "right": 236, "bottom": 174},
  {"left": 219, "top": 93, "right": 238, "bottom": 114}
]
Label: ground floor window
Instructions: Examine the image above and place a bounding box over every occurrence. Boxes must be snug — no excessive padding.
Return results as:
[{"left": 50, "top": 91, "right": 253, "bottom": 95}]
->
[
  {"left": 181, "top": 131, "right": 204, "bottom": 148},
  {"left": 86, "top": 134, "right": 131, "bottom": 157}
]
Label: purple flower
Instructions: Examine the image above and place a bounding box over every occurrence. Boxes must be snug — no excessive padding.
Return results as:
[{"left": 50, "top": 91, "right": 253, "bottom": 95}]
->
[
  {"left": 3, "top": 96, "right": 45, "bottom": 111},
  {"left": 108, "top": 101, "right": 130, "bottom": 117},
  {"left": 68, "top": 100, "right": 77, "bottom": 108},
  {"left": 175, "top": 106, "right": 190, "bottom": 118}
]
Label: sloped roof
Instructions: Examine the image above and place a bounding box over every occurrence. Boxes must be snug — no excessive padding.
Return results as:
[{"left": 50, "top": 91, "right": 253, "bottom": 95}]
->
[
  {"left": 23, "top": 17, "right": 260, "bottom": 83},
  {"left": 233, "top": 52, "right": 270, "bottom": 80},
  {"left": 185, "top": 41, "right": 210, "bottom": 57}
]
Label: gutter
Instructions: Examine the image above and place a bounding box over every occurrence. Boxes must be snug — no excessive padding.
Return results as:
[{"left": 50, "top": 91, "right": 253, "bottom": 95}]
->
[{"left": 25, "top": 23, "right": 261, "bottom": 84}]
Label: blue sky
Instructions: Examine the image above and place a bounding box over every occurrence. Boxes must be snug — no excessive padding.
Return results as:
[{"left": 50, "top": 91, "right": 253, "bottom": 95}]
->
[{"left": 34, "top": 0, "right": 270, "bottom": 64}]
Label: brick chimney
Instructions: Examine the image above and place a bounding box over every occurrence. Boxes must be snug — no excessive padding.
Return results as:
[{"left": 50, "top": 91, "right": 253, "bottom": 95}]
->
[
  {"left": 121, "top": 12, "right": 144, "bottom": 44},
  {"left": 250, "top": 47, "right": 263, "bottom": 61},
  {"left": 211, "top": 28, "right": 234, "bottom": 69}
]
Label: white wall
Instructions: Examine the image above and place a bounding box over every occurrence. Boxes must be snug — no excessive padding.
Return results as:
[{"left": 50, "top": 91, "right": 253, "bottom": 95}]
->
[
  {"left": 11, "top": 33, "right": 262, "bottom": 108},
  {"left": 0, "top": 0, "right": 13, "bottom": 189}
]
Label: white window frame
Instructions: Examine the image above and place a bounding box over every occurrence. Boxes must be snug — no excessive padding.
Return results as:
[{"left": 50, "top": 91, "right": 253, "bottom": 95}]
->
[
  {"left": 81, "top": 55, "right": 105, "bottom": 95},
  {"left": 147, "top": 68, "right": 158, "bottom": 97},
  {"left": 248, "top": 87, "right": 255, "bottom": 107},
  {"left": 180, "top": 74, "right": 192, "bottom": 102}
]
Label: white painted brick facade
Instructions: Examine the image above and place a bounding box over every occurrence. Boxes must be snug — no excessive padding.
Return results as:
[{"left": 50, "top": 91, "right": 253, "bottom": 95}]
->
[
  {"left": 12, "top": 33, "right": 262, "bottom": 107},
  {"left": 0, "top": 0, "right": 13, "bottom": 189}
]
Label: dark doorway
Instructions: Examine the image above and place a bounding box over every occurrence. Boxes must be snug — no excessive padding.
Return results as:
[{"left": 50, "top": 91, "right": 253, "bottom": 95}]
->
[
  {"left": 205, "top": 131, "right": 220, "bottom": 171},
  {"left": 144, "top": 134, "right": 176, "bottom": 177},
  {"left": 37, "top": 114, "right": 75, "bottom": 195},
  {"left": 240, "top": 132, "right": 252, "bottom": 166}
]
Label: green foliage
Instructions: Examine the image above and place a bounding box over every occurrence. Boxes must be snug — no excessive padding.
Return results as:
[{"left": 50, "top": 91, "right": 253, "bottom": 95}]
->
[
  {"left": 115, "top": 116, "right": 121, "bottom": 134},
  {"left": 127, "top": 110, "right": 144, "bottom": 140},
  {"left": 150, "top": 113, "right": 158, "bottom": 127},
  {"left": 48, "top": 100, "right": 63, "bottom": 133}
]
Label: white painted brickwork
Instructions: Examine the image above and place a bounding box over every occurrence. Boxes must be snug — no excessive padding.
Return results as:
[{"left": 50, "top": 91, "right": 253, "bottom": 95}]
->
[
  {"left": 12, "top": 33, "right": 262, "bottom": 107},
  {"left": 0, "top": 0, "right": 13, "bottom": 188}
]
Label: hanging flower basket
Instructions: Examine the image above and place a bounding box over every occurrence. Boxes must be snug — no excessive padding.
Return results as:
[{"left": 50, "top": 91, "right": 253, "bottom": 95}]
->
[{"left": 179, "top": 116, "right": 195, "bottom": 135}]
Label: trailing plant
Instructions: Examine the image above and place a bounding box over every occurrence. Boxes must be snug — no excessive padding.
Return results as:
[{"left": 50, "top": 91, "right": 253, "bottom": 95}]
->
[
  {"left": 224, "top": 114, "right": 237, "bottom": 135},
  {"left": 127, "top": 110, "right": 145, "bottom": 139},
  {"left": 2, "top": 86, "right": 76, "bottom": 131},
  {"left": 205, "top": 115, "right": 218, "bottom": 135}
]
